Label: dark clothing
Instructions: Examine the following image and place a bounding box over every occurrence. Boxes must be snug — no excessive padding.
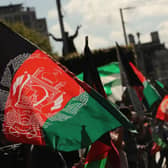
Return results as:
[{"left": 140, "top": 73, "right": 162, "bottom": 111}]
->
[
  {"left": 123, "top": 129, "right": 138, "bottom": 168},
  {"left": 0, "top": 144, "right": 28, "bottom": 168},
  {"left": 61, "top": 151, "right": 80, "bottom": 168},
  {"left": 157, "top": 148, "right": 168, "bottom": 168},
  {"left": 136, "top": 123, "right": 154, "bottom": 168},
  {"left": 155, "top": 124, "right": 168, "bottom": 168},
  {"left": 62, "top": 36, "right": 77, "bottom": 56},
  {"left": 30, "top": 145, "right": 67, "bottom": 168}
]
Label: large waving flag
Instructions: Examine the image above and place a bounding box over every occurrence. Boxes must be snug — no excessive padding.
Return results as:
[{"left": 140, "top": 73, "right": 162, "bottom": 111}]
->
[
  {"left": 0, "top": 22, "right": 134, "bottom": 151},
  {"left": 83, "top": 37, "right": 120, "bottom": 168}
]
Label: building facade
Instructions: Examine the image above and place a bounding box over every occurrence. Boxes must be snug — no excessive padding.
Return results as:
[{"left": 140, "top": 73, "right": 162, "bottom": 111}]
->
[
  {"left": 0, "top": 3, "right": 48, "bottom": 36},
  {"left": 128, "top": 31, "right": 168, "bottom": 85}
]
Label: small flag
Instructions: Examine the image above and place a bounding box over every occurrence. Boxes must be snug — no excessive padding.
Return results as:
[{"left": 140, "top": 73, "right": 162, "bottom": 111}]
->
[{"left": 129, "top": 62, "right": 161, "bottom": 108}]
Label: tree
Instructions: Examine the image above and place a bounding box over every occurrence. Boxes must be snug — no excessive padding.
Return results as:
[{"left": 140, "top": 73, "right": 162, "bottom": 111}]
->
[{"left": 6, "top": 22, "right": 59, "bottom": 60}]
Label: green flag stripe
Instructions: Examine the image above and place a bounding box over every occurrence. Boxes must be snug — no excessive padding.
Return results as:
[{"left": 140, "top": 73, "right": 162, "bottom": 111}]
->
[
  {"left": 89, "top": 88, "right": 136, "bottom": 133},
  {"left": 156, "top": 80, "right": 164, "bottom": 88},
  {"left": 77, "top": 73, "right": 84, "bottom": 81},
  {"left": 143, "top": 81, "right": 161, "bottom": 107},
  {"left": 85, "top": 157, "right": 107, "bottom": 168},
  {"left": 98, "top": 62, "right": 120, "bottom": 76},
  {"left": 153, "top": 134, "right": 168, "bottom": 149},
  {"left": 104, "top": 79, "right": 121, "bottom": 96},
  {"left": 42, "top": 91, "right": 122, "bottom": 151}
]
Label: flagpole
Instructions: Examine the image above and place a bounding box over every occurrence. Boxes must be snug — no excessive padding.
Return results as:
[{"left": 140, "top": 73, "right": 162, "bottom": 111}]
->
[
  {"left": 120, "top": 8, "right": 128, "bottom": 46},
  {"left": 119, "top": 7, "right": 135, "bottom": 47}
]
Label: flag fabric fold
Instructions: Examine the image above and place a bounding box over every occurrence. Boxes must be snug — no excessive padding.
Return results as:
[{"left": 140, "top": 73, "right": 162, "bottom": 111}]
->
[
  {"left": 83, "top": 37, "right": 120, "bottom": 168},
  {"left": 0, "top": 22, "right": 134, "bottom": 151}
]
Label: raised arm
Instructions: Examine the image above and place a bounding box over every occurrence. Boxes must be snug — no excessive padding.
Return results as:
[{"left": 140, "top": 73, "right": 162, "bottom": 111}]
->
[
  {"left": 70, "top": 25, "right": 82, "bottom": 39},
  {"left": 48, "top": 33, "right": 63, "bottom": 41}
]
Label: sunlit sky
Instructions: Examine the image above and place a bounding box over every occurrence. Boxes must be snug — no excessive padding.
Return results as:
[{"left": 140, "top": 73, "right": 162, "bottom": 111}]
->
[{"left": 1, "top": 0, "right": 168, "bottom": 56}]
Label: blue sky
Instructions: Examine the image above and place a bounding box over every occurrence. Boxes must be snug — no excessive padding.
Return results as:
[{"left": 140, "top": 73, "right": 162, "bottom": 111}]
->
[{"left": 1, "top": 0, "right": 168, "bottom": 56}]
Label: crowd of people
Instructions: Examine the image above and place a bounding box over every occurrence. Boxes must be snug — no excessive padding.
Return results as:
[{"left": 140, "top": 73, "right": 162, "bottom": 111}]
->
[
  {"left": 73, "top": 104, "right": 168, "bottom": 168},
  {"left": 1, "top": 102, "right": 168, "bottom": 168}
]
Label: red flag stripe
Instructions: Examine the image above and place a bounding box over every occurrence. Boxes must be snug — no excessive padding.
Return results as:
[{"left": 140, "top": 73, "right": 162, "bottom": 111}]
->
[
  {"left": 84, "top": 141, "right": 111, "bottom": 163},
  {"left": 129, "top": 62, "right": 146, "bottom": 83},
  {"left": 156, "top": 95, "right": 168, "bottom": 121}
]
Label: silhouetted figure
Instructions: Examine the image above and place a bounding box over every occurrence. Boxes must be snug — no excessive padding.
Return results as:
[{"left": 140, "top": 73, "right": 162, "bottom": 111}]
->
[{"left": 49, "top": 25, "right": 81, "bottom": 56}]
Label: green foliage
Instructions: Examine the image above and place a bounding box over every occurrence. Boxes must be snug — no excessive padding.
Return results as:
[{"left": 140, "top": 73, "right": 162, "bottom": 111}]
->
[{"left": 6, "top": 22, "right": 58, "bottom": 58}]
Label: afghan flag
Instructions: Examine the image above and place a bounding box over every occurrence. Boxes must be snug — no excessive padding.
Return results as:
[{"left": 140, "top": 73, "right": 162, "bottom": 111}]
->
[
  {"left": 0, "top": 22, "right": 134, "bottom": 151},
  {"left": 155, "top": 95, "right": 168, "bottom": 121},
  {"left": 83, "top": 38, "right": 120, "bottom": 168},
  {"left": 129, "top": 62, "right": 161, "bottom": 108}
]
